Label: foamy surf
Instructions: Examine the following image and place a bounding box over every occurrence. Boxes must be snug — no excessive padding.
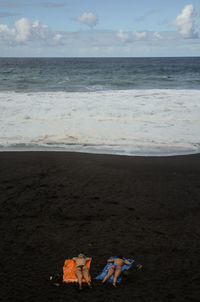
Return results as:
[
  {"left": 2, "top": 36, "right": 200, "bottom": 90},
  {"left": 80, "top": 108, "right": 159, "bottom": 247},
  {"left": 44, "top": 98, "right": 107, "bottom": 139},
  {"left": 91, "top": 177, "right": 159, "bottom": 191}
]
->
[{"left": 1, "top": 89, "right": 200, "bottom": 156}]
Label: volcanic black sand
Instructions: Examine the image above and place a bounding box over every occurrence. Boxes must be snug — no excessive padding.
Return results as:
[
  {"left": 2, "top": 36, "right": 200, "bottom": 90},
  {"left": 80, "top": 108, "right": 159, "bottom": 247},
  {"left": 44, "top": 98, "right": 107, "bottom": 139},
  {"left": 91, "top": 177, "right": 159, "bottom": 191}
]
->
[{"left": 0, "top": 152, "right": 200, "bottom": 302}]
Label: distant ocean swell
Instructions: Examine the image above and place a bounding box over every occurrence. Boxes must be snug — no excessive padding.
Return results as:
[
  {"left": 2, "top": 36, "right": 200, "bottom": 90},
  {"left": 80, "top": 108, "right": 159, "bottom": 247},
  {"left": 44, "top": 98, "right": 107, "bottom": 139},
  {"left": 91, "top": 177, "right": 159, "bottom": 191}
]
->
[
  {"left": 1, "top": 57, "right": 200, "bottom": 92},
  {"left": 1, "top": 89, "right": 200, "bottom": 156}
]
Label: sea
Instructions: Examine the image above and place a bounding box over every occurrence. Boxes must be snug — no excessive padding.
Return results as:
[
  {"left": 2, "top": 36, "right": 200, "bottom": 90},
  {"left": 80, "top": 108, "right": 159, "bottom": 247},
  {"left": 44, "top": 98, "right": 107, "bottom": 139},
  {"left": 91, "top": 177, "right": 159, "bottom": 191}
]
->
[{"left": 0, "top": 57, "right": 200, "bottom": 156}]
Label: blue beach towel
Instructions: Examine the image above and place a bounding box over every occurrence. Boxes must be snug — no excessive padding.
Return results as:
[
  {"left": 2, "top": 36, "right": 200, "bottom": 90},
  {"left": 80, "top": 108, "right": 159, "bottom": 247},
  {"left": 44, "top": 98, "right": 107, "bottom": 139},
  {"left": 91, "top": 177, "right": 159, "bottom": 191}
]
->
[{"left": 96, "top": 257, "right": 135, "bottom": 283}]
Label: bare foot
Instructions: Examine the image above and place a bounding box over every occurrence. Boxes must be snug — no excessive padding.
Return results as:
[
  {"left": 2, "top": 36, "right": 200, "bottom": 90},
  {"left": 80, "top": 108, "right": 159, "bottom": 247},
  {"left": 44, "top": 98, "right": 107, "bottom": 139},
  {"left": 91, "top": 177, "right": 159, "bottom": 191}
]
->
[
  {"left": 113, "top": 283, "right": 117, "bottom": 288},
  {"left": 88, "top": 282, "right": 92, "bottom": 289}
]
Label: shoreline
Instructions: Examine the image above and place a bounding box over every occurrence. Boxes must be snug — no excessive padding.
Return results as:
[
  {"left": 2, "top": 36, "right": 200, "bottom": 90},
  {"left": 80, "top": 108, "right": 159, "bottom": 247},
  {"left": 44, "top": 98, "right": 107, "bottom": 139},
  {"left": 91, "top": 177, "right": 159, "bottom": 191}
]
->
[
  {"left": 1, "top": 151, "right": 200, "bottom": 302},
  {"left": 1, "top": 149, "right": 200, "bottom": 158},
  {"left": 0, "top": 147, "right": 199, "bottom": 157}
]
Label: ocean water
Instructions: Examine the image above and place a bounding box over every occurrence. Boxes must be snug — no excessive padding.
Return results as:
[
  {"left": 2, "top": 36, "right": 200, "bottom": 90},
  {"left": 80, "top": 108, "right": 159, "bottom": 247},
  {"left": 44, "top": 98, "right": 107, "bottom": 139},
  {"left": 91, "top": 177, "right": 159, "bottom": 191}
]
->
[{"left": 0, "top": 57, "right": 200, "bottom": 156}]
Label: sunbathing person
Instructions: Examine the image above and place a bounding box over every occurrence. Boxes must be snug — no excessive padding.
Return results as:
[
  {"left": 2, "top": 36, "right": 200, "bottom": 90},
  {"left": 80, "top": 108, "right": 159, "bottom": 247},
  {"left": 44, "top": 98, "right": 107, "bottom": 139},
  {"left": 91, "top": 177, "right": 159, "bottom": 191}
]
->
[
  {"left": 72, "top": 253, "right": 92, "bottom": 290},
  {"left": 102, "top": 255, "right": 142, "bottom": 287}
]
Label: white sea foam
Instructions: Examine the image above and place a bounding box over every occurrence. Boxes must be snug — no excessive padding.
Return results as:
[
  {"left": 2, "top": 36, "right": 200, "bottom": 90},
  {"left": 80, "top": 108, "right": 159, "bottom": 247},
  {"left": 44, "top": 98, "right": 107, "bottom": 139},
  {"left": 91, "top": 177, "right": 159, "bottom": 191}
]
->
[{"left": 0, "top": 89, "right": 200, "bottom": 156}]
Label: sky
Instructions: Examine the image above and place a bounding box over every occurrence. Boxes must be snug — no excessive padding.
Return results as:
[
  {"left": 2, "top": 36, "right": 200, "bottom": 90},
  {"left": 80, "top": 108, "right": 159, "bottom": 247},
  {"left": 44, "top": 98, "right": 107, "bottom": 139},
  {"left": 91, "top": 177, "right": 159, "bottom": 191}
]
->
[{"left": 0, "top": 0, "right": 200, "bottom": 57}]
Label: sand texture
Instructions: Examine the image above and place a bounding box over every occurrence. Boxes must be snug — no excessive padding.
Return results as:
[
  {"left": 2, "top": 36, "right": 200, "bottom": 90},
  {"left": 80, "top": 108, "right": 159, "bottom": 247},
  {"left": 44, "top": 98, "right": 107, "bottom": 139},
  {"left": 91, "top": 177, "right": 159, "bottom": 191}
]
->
[{"left": 0, "top": 152, "right": 200, "bottom": 302}]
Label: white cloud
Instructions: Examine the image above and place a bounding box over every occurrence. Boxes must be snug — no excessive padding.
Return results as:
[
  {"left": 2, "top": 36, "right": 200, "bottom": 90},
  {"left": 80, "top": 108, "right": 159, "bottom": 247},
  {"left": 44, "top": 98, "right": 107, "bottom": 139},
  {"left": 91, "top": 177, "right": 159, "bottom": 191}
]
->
[
  {"left": 117, "top": 29, "right": 129, "bottom": 42},
  {"left": 15, "top": 18, "right": 31, "bottom": 41},
  {"left": 0, "top": 17, "right": 59, "bottom": 44},
  {"left": 0, "top": 23, "right": 15, "bottom": 41},
  {"left": 75, "top": 12, "right": 98, "bottom": 28},
  {"left": 153, "top": 32, "right": 162, "bottom": 40},
  {"left": 32, "top": 19, "right": 49, "bottom": 39},
  {"left": 173, "top": 5, "right": 197, "bottom": 38},
  {"left": 117, "top": 29, "right": 147, "bottom": 42},
  {"left": 53, "top": 33, "right": 63, "bottom": 41},
  {"left": 132, "top": 30, "right": 147, "bottom": 39},
  {"left": 1, "top": 28, "right": 200, "bottom": 57}
]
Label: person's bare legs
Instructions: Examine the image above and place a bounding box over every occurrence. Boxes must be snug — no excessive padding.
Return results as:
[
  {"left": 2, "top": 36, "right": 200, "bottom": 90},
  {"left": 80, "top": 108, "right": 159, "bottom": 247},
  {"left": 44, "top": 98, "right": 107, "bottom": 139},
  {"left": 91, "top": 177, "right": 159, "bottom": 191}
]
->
[
  {"left": 113, "top": 267, "right": 122, "bottom": 288},
  {"left": 82, "top": 267, "right": 92, "bottom": 288},
  {"left": 75, "top": 268, "right": 83, "bottom": 290},
  {"left": 102, "top": 266, "right": 115, "bottom": 284}
]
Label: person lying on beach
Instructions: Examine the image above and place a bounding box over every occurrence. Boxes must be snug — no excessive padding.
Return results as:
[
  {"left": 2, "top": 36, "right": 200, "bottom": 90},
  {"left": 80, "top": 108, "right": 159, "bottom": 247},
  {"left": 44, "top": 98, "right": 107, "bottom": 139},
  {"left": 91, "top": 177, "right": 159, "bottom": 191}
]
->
[
  {"left": 102, "top": 256, "right": 142, "bottom": 288},
  {"left": 72, "top": 253, "right": 92, "bottom": 290}
]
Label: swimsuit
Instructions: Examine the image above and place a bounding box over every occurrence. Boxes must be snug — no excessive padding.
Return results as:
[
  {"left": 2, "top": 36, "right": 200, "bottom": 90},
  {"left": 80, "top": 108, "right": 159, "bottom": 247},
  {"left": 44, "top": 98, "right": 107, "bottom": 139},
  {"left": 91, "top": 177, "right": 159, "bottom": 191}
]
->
[
  {"left": 113, "top": 264, "right": 120, "bottom": 268},
  {"left": 77, "top": 265, "right": 85, "bottom": 270}
]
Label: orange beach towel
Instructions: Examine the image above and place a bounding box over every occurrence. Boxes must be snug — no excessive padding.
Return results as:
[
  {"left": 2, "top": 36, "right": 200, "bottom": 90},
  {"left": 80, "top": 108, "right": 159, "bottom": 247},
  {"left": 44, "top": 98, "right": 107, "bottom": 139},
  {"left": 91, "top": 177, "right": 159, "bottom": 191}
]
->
[{"left": 63, "top": 259, "right": 92, "bottom": 283}]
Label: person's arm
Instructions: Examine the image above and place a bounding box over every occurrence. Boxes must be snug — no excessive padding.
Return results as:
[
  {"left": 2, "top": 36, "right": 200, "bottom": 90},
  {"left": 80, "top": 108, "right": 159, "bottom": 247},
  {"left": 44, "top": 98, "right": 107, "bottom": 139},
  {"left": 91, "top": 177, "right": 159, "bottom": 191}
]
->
[
  {"left": 107, "top": 259, "right": 114, "bottom": 263},
  {"left": 124, "top": 259, "right": 132, "bottom": 266}
]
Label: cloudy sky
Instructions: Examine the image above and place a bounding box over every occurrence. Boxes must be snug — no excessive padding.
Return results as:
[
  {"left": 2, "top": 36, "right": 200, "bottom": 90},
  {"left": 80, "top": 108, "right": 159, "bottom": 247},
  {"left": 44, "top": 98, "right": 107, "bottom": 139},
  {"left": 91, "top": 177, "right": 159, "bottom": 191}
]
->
[{"left": 0, "top": 0, "right": 200, "bottom": 57}]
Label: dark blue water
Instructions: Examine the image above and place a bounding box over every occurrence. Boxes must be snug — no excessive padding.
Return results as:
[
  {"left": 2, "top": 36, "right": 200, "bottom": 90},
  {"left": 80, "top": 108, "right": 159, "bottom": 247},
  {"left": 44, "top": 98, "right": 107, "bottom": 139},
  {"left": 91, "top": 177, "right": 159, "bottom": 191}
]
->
[{"left": 0, "top": 57, "right": 200, "bottom": 92}]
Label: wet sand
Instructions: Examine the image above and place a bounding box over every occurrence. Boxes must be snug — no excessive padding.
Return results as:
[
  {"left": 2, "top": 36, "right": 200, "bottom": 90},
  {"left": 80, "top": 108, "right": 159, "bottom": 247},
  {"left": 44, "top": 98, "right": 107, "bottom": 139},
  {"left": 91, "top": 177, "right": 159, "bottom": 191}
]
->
[{"left": 0, "top": 152, "right": 200, "bottom": 302}]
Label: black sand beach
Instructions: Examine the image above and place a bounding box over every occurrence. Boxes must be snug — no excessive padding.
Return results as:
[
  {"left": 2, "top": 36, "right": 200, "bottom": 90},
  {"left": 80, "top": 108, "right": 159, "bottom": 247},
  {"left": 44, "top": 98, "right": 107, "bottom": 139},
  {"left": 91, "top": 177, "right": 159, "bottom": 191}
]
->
[{"left": 0, "top": 152, "right": 200, "bottom": 302}]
